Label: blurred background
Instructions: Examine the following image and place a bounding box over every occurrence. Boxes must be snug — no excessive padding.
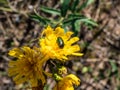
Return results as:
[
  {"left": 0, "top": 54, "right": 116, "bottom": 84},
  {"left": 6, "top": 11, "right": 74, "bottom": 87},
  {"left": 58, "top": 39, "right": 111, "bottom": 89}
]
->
[{"left": 0, "top": 0, "right": 120, "bottom": 90}]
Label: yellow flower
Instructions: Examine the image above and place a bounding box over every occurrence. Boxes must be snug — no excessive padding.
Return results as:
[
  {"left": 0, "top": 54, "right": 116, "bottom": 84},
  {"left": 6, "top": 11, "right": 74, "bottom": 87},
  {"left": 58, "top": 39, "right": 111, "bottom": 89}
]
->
[
  {"left": 8, "top": 46, "right": 49, "bottom": 87},
  {"left": 53, "top": 74, "right": 80, "bottom": 90},
  {"left": 39, "top": 26, "right": 83, "bottom": 61}
]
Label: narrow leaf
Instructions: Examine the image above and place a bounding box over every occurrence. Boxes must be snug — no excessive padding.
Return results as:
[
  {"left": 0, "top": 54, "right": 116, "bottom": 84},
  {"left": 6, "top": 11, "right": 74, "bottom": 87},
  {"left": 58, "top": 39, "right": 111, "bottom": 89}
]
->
[
  {"left": 77, "top": 0, "right": 94, "bottom": 11},
  {"left": 63, "top": 14, "right": 97, "bottom": 29},
  {"left": 60, "top": 0, "right": 71, "bottom": 17},
  {"left": 30, "top": 14, "right": 51, "bottom": 25},
  {"left": 63, "top": 16, "right": 83, "bottom": 25},
  {"left": 78, "top": 18, "right": 98, "bottom": 26},
  {"left": 74, "top": 20, "right": 81, "bottom": 32},
  {"left": 110, "top": 60, "right": 118, "bottom": 72},
  {"left": 40, "top": 6, "right": 61, "bottom": 16},
  {"left": 70, "top": 0, "right": 80, "bottom": 12}
]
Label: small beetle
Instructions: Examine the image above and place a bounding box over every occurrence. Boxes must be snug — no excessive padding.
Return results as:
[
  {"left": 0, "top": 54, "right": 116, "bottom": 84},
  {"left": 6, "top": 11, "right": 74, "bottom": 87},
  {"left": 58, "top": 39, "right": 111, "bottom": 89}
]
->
[{"left": 57, "top": 37, "right": 64, "bottom": 48}]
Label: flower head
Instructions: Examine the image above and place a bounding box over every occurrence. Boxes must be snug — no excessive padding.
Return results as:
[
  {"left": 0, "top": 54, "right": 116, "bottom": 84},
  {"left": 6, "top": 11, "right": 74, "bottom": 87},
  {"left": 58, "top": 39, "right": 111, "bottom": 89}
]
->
[
  {"left": 8, "top": 46, "right": 49, "bottom": 87},
  {"left": 53, "top": 74, "right": 80, "bottom": 90},
  {"left": 39, "top": 26, "right": 83, "bottom": 61}
]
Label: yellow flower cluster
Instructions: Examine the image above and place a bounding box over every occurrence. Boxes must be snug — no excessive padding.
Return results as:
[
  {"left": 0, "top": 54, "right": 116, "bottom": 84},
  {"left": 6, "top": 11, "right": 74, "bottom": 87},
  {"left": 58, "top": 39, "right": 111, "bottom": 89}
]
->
[
  {"left": 8, "top": 46, "right": 49, "bottom": 87},
  {"left": 40, "top": 26, "right": 83, "bottom": 61},
  {"left": 53, "top": 74, "right": 80, "bottom": 90},
  {"left": 8, "top": 26, "right": 83, "bottom": 89}
]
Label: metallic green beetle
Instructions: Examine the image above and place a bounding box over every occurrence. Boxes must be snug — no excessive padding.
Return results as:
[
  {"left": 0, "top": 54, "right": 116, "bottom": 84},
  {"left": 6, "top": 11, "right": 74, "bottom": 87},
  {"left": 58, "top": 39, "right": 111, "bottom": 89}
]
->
[{"left": 57, "top": 37, "right": 64, "bottom": 48}]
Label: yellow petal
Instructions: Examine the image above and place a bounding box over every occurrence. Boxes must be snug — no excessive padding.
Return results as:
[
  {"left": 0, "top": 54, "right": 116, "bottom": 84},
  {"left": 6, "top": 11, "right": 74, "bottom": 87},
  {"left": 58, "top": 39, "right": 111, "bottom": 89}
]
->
[
  {"left": 54, "top": 27, "right": 64, "bottom": 36},
  {"left": 67, "top": 37, "right": 79, "bottom": 45},
  {"left": 8, "top": 48, "right": 23, "bottom": 57},
  {"left": 71, "top": 53, "right": 83, "bottom": 56},
  {"left": 42, "top": 25, "right": 53, "bottom": 36}
]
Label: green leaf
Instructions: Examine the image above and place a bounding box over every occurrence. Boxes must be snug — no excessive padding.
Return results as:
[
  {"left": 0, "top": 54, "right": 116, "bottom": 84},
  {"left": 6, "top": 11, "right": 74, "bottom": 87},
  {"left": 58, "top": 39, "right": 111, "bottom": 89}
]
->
[
  {"left": 67, "top": 14, "right": 85, "bottom": 18},
  {"left": 60, "top": 0, "right": 71, "bottom": 17},
  {"left": 72, "top": 20, "right": 81, "bottom": 35},
  {"left": 62, "top": 25, "right": 68, "bottom": 33},
  {"left": 30, "top": 14, "right": 51, "bottom": 25},
  {"left": 109, "top": 60, "right": 118, "bottom": 72},
  {"left": 63, "top": 14, "right": 97, "bottom": 27},
  {"left": 74, "top": 19, "right": 81, "bottom": 31},
  {"left": 44, "top": 84, "right": 50, "bottom": 90},
  {"left": 77, "top": 0, "right": 94, "bottom": 11},
  {"left": 63, "top": 14, "right": 97, "bottom": 35},
  {"left": 78, "top": 18, "right": 98, "bottom": 26},
  {"left": 71, "top": 21, "right": 77, "bottom": 35},
  {"left": 70, "top": 0, "right": 80, "bottom": 12},
  {"left": 63, "top": 15, "right": 84, "bottom": 25},
  {"left": 40, "top": 6, "right": 61, "bottom": 16}
]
